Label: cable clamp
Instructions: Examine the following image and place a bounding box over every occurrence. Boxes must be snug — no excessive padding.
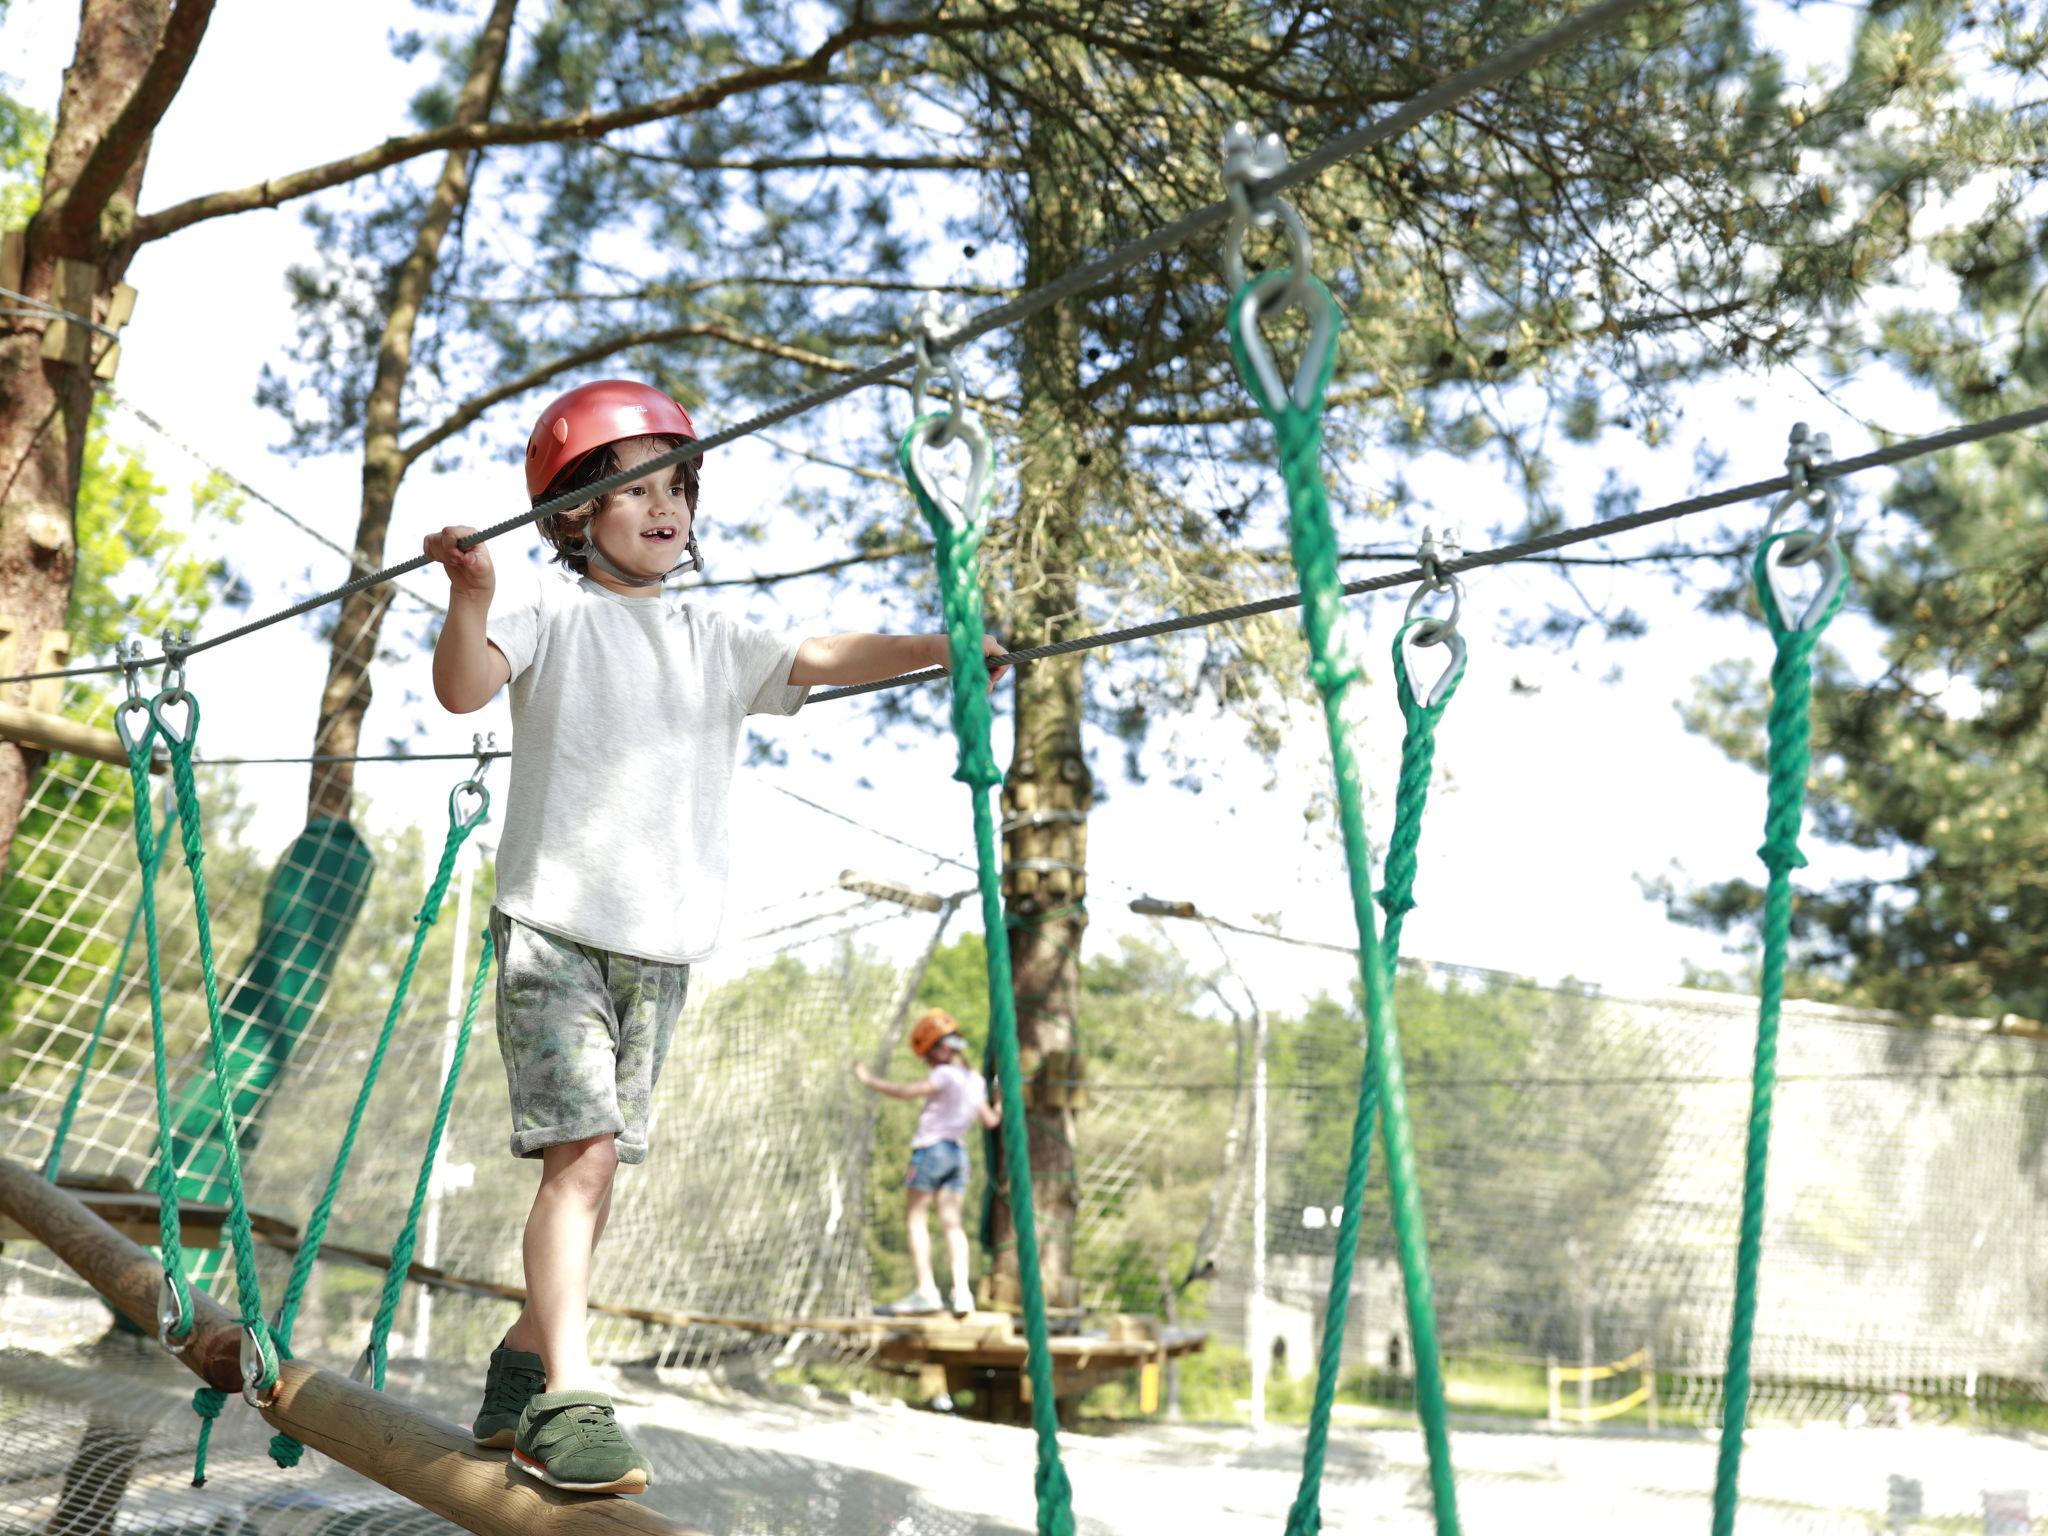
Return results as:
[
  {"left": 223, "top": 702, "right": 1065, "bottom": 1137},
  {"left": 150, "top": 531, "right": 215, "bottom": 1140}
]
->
[
  {"left": 157, "top": 627, "right": 192, "bottom": 702},
  {"left": 1220, "top": 123, "right": 1314, "bottom": 304},
  {"left": 1759, "top": 423, "right": 1847, "bottom": 630},
  {"left": 115, "top": 639, "right": 156, "bottom": 755},
  {"left": 470, "top": 731, "right": 499, "bottom": 786},
  {"left": 1763, "top": 422, "right": 1840, "bottom": 567},
  {"left": 1404, "top": 526, "right": 1465, "bottom": 640},
  {"left": 910, "top": 296, "right": 970, "bottom": 447},
  {"left": 1399, "top": 527, "right": 1469, "bottom": 708}
]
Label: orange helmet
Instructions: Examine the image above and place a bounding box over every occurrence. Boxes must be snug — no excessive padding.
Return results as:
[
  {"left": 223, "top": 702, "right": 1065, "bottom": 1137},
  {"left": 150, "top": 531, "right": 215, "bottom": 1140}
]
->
[
  {"left": 526, "top": 379, "right": 696, "bottom": 503},
  {"left": 908, "top": 1009, "right": 961, "bottom": 1061}
]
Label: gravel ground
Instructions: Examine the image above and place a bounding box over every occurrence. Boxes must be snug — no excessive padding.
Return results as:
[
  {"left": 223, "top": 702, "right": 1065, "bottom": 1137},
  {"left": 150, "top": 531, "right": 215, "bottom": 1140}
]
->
[{"left": 3, "top": 1318, "right": 2045, "bottom": 1535}]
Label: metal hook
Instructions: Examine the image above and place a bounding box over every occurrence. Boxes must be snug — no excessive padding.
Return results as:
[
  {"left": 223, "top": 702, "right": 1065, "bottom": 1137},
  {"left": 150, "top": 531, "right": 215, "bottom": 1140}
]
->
[
  {"left": 115, "top": 694, "right": 157, "bottom": 757},
  {"left": 157, "top": 1271, "right": 194, "bottom": 1353},
  {"left": 449, "top": 778, "right": 491, "bottom": 833},
  {"left": 1228, "top": 269, "right": 1341, "bottom": 414},
  {"left": 469, "top": 732, "right": 498, "bottom": 787},
  {"left": 240, "top": 1323, "right": 280, "bottom": 1409},
  {"left": 149, "top": 687, "right": 199, "bottom": 748},
  {"left": 1397, "top": 617, "right": 1469, "bottom": 710},
  {"left": 905, "top": 408, "right": 995, "bottom": 538},
  {"left": 910, "top": 297, "right": 969, "bottom": 448},
  {"left": 1762, "top": 422, "right": 1840, "bottom": 568},
  {"left": 1221, "top": 123, "right": 1316, "bottom": 311},
  {"left": 1760, "top": 530, "right": 1848, "bottom": 634}
]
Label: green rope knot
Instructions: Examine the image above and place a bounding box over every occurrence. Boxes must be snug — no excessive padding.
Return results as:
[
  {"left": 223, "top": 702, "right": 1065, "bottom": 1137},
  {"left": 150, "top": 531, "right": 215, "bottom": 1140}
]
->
[
  {"left": 190, "top": 1387, "right": 225, "bottom": 1487},
  {"left": 268, "top": 1430, "right": 305, "bottom": 1468}
]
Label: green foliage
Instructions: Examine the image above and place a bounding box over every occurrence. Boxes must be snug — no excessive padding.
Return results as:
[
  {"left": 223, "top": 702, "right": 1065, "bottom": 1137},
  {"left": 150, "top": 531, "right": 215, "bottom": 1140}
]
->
[
  {"left": 0, "top": 45, "right": 48, "bottom": 226},
  {"left": 0, "top": 416, "right": 243, "bottom": 1065},
  {"left": 1669, "top": 0, "right": 2048, "bottom": 1025}
]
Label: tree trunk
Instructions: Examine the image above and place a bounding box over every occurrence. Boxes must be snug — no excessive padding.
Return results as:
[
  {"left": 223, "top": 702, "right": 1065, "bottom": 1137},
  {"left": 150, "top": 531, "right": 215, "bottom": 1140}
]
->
[
  {"left": 304, "top": 0, "right": 519, "bottom": 824},
  {"left": 0, "top": 0, "right": 201, "bottom": 870},
  {"left": 987, "top": 110, "right": 1093, "bottom": 1316}
]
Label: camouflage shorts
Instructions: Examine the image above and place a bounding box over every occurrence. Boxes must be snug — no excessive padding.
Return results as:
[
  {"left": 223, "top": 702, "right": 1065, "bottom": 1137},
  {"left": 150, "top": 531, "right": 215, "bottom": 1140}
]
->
[{"left": 489, "top": 909, "right": 690, "bottom": 1166}]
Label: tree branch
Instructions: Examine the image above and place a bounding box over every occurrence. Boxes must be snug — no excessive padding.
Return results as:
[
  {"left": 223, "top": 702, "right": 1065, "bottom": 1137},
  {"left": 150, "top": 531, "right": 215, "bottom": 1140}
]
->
[
  {"left": 132, "top": 10, "right": 1037, "bottom": 245},
  {"left": 55, "top": 0, "right": 217, "bottom": 250},
  {"left": 595, "top": 147, "right": 1015, "bottom": 172},
  {"left": 400, "top": 318, "right": 922, "bottom": 465},
  {"left": 444, "top": 274, "right": 1014, "bottom": 307},
  {"left": 696, "top": 539, "right": 932, "bottom": 589}
]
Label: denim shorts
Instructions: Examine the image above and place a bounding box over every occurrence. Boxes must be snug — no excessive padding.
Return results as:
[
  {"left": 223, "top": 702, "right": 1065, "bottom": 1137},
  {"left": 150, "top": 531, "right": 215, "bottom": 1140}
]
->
[{"left": 907, "top": 1139, "right": 968, "bottom": 1193}]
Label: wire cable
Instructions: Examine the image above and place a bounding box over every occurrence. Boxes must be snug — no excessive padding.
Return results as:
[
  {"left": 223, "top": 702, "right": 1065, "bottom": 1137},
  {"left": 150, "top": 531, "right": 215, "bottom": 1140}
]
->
[
  {"left": 10, "top": 395, "right": 2048, "bottom": 695},
  {"left": 0, "top": 0, "right": 1660, "bottom": 690},
  {"left": 809, "top": 398, "right": 2048, "bottom": 702}
]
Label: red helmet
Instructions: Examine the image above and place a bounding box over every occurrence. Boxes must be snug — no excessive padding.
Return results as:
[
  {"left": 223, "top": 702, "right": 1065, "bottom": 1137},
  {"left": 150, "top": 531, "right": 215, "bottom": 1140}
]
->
[
  {"left": 909, "top": 1009, "right": 962, "bottom": 1061},
  {"left": 525, "top": 380, "right": 697, "bottom": 503}
]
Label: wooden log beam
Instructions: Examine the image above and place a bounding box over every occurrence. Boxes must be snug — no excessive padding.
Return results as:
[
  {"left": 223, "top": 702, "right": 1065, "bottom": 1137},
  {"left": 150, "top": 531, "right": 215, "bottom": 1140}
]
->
[
  {"left": 0, "top": 702, "right": 164, "bottom": 772},
  {"left": 0, "top": 1160, "right": 703, "bottom": 1536}
]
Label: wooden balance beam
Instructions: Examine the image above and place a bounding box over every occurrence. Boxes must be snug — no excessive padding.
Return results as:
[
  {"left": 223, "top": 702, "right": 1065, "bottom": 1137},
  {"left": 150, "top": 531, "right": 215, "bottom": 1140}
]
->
[{"left": 0, "top": 1159, "right": 702, "bottom": 1536}]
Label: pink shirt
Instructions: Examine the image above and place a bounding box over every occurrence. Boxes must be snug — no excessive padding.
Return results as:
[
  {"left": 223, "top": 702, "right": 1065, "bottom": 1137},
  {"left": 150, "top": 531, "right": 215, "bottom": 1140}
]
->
[{"left": 913, "top": 1062, "right": 986, "bottom": 1148}]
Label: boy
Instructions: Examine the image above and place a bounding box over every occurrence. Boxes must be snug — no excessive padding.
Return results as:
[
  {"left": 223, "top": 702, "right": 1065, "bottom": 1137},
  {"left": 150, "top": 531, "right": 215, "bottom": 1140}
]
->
[
  {"left": 853, "top": 1007, "right": 1001, "bottom": 1321},
  {"left": 423, "top": 379, "right": 1004, "bottom": 1494}
]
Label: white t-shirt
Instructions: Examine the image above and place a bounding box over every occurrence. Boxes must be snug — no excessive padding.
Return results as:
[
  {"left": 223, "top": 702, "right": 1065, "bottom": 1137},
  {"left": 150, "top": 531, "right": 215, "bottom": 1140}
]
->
[
  {"left": 487, "top": 573, "right": 808, "bottom": 963},
  {"left": 913, "top": 1062, "right": 987, "bottom": 1148}
]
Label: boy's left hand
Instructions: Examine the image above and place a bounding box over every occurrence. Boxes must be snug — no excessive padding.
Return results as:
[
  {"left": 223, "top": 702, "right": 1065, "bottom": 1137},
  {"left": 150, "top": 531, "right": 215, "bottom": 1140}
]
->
[
  {"left": 940, "top": 633, "right": 1009, "bottom": 691},
  {"left": 981, "top": 634, "right": 1010, "bottom": 688},
  {"left": 852, "top": 1061, "right": 873, "bottom": 1085}
]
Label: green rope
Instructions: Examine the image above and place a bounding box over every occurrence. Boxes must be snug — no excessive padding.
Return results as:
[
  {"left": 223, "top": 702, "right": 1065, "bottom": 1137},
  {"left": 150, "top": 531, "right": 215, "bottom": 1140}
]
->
[
  {"left": 362, "top": 930, "right": 494, "bottom": 1392},
  {"left": 1710, "top": 534, "right": 1847, "bottom": 1533},
  {"left": 269, "top": 780, "right": 487, "bottom": 1466},
  {"left": 902, "top": 410, "right": 1075, "bottom": 1536},
  {"left": 156, "top": 690, "right": 279, "bottom": 1476},
  {"left": 1283, "top": 618, "right": 1464, "bottom": 1536},
  {"left": 44, "top": 897, "right": 145, "bottom": 1184},
  {"left": 1228, "top": 272, "right": 1461, "bottom": 1535},
  {"left": 188, "top": 1386, "right": 224, "bottom": 1486},
  {"left": 116, "top": 706, "right": 195, "bottom": 1343}
]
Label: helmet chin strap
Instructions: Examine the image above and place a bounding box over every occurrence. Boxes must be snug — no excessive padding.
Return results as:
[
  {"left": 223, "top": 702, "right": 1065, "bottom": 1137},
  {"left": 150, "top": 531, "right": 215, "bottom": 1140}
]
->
[{"left": 572, "top": 532, "right": 703, "bottom": 587}]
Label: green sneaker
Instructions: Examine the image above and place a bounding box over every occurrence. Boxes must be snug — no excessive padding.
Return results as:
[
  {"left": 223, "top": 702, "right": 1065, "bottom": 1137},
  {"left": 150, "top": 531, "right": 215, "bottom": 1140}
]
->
[
  {"left": 512, "top": 1391, "right": 649, "bottom": 1495},
  {"left": 471, "top": 1344, "right": 546, "bottom": 1449}
]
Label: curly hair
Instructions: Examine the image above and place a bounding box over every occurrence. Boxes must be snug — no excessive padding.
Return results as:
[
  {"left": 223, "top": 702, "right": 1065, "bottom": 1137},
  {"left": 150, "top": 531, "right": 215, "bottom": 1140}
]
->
[{"left": 534, "top": 433, "right": 700, "bottom": 575}]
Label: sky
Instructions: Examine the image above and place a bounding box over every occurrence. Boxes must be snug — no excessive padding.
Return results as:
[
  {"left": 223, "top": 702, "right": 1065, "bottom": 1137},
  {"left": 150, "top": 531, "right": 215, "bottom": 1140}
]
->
[{"left": 1, "top": 0, "right": 1944, "bottom": 1017}]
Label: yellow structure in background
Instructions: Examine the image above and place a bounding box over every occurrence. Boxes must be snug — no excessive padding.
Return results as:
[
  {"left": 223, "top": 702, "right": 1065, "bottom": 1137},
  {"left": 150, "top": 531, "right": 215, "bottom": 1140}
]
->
[{"left": 1548, "top": 1347, "right": 1658, "bottom": 1429}]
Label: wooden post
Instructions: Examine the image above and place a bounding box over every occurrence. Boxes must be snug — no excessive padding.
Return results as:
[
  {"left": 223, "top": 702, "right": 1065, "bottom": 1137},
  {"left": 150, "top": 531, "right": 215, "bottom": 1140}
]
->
[
  {"left": 0, "top": 701, "right": 164, "bottom": 771},
  {"left": 1546, "top": 1355, "right": 1561, "bottom": 1426},
  {"left": 0, "top": 1160, "right": 704, "bottom": 1536}
]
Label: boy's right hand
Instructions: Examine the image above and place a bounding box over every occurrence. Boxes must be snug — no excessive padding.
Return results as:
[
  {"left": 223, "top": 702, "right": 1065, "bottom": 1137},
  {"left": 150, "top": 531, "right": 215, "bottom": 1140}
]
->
[{"left": 423, "top": 525, "right": 494, "bottom": 601}]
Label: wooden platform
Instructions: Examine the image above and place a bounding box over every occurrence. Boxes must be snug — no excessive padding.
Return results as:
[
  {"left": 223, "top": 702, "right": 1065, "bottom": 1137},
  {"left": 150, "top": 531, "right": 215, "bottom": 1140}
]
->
[
  {"left": 6, "top": 1172, "right": 1206, "bottom": 1424},
  {"left": 0, "top": 1172, "right": 248, "bottom": 1250}
]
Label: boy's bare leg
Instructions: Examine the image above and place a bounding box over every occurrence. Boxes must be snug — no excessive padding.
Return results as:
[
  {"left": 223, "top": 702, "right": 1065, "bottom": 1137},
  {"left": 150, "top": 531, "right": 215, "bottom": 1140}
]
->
[
  {"left": 905, "top": 1188, "right": 938, "bottom": 1294},
  {"left": 502, "top": 1134, "right": 619, "bottom": 1390},
  {"left": 937, "top": 1189, "right": 970, "bottom": 1295}
]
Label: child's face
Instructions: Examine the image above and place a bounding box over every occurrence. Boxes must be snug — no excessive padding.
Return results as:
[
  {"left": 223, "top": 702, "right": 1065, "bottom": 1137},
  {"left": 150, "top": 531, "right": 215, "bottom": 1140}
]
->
[{"left": 582, "top": 435, "right": 695, "bottom": 592}]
